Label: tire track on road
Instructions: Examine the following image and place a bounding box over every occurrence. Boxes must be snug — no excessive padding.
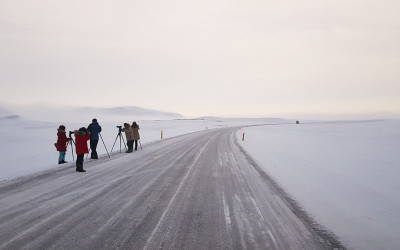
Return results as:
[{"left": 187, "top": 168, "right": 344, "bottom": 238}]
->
[{"left": 0, "top": 128, "right": 344, "bottom": 249}]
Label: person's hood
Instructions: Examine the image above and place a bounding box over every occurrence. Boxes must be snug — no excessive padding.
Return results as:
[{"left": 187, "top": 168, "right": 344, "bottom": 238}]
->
[{"left": 74, "top": 130, "right": 86, "bottom": 136}]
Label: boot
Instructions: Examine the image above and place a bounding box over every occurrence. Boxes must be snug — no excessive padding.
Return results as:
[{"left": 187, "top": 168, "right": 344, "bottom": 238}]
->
[
  {"left": 78, "top": 164, "right": 86, "bottom": 172},
  {"left": 91, "top": 152, "right": 97, "bottom": 159}
]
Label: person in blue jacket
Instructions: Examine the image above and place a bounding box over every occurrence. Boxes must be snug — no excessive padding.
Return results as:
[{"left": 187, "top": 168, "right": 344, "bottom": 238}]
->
[{"left": 87, "top": 118, "right": 102, "bottom": 159}]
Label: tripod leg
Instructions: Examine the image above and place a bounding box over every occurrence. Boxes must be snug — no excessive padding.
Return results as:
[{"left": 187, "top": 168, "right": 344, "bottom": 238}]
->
[
  {"left": 121, "top": 135, "right": 127, "bottom": 149},
  {"left": 111, "top": 133, "right": 120, "bottom": 152},
  {"left": 99, "top": 133, "right": 110, "bottom": 158},
  {"left": 69, "top": 141, "right": 75, "bottom": 161},
  {"left": 86, "top": 147, "right": 91, "bottom": 159}
]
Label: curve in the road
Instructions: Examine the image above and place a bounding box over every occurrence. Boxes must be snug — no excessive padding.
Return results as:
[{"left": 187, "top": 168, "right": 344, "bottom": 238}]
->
[{"left": 0, "top": 128, "right": 344, "bottom": 249}]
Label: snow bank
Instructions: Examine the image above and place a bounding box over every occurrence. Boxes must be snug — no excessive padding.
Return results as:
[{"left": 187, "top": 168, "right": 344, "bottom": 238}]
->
[{"left": 237, "top": 120, "right": 400, "bottom": 250}]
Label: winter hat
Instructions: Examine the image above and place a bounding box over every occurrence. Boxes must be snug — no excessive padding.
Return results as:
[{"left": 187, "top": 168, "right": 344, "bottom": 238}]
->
[
  {"left": 92, "top": 118, "right": 97, "bottom": 123},
  {"left": 59, "top": 125, "right": 65, "bottom": 130},
  {"left": 79, "top": 127, "right": 87, "bottom": 133}
]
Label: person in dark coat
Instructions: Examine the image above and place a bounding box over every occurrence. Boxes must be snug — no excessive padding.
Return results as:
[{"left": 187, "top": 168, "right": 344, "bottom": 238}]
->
[
  {"left": 131, "top": 121, "right": 140, "bottom": 151},
  {"left": 87, "top": 118, "right": 102, "bottom": 159},
  {"left": 56, "top": 125, "right": 71, "bottom": 164},
  {"left": 74, "top": 127, "right": 90, "bottom": 172}
]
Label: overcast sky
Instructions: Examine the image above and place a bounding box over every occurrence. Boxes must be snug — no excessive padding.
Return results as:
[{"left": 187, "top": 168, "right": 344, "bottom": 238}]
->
[{"left": 1, "top": 1, "right": 399, "bottom": 119}]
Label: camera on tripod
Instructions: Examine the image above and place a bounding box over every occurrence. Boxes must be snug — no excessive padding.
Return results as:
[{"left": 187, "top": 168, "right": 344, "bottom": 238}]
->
[
  {"left": 69, "top": 131, "right": 74, "bottom": 138},
  {"left": 116, "top": 125, "right": 123, "bottom": 132}
]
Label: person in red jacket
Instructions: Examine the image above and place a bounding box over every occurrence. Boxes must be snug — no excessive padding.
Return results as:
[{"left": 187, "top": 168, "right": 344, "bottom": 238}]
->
[
  {"left": 74, "top": 127, "right": 90, "bottom": 172},
  {"left": 56, "top": 125, "right": 71, "bottom": 164}
]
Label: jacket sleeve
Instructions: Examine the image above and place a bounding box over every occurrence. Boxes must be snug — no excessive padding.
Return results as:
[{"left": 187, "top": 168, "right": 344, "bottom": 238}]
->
[
  {"left": 61, "top": 133, "right": 69, "bottom": 144},
  {"left": 87, "top": 124, "right": 92, "bottom": 133},
  {"left": 99, "top": 126, "right": 102, "bottom": 133},
  {"left": 85, "top": 133, "right": 90, "bottom": 141}
]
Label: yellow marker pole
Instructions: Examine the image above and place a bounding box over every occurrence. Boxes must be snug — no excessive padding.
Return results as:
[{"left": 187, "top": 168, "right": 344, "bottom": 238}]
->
[
  {"left": 161, "top": 131, "right": 163, "bottom": 140},
  {"left": 242, "top": 132, "right": 245, "bottom": 141}
]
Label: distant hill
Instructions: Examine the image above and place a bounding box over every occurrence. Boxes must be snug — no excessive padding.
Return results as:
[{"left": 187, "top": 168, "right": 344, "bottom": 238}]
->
[
  {"left": 0, "top": 106, "right": 21, "bottom": 120},
  {"left": 75, "top": 106, "right": 184, "bottom": 120},
  {"left": 3, "top": 115, "right": 21, "bottom": 120},
  {"left": 0, "top": 105, "right": 184, "bottom": 123}
]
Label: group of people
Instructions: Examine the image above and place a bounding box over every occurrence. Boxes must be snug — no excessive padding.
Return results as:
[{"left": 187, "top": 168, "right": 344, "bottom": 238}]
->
[
  {"left": 56, "top": 119, "right": 140, "bottom": 172},
  {"left": 122, "top": 122, "right": 140, "bottom": 153}
]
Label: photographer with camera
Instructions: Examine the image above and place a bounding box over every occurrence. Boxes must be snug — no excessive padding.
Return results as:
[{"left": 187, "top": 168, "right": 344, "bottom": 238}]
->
[
  {"left": 74, "top": 127, "right": 90, "bottom": 172},
  {"left": 122, "top": 123, "right": 134, "bottom": 153},
  {"left": 87, "top": 118, "right": 102, "bottom": 159}
]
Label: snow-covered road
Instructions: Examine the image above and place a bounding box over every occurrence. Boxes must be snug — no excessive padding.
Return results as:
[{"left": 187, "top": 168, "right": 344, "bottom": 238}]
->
[{"left": 0, "top": 128, "right": 342, "bottom": 249}]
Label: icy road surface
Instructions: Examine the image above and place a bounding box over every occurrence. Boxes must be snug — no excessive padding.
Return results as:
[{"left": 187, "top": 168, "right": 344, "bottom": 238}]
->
[{"left": 0, "top": 128, "right": 342, "bottom": 249}]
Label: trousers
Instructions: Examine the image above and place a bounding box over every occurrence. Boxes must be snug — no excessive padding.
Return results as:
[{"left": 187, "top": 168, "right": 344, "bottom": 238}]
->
[
  {"left": 90, "top": 140, "right": 99, "bottom": 159},
  {"left": 58, "top": 151, "right": 66, "bottom": 162}
]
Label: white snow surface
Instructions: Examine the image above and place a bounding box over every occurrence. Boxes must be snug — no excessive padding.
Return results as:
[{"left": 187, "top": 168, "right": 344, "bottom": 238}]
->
[
  {"left": 237, "top": 120, "right": 400, "bottom": 250},
  {"left": 0, "top": 117, "right": 283, "bottom": 180},
  {"left": 1, "top": 117, "right": 399, "bottom": 250}
]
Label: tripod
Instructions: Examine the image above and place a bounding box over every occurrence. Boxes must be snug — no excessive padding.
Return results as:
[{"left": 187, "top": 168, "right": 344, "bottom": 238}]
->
[
  {"left": 100, "top": 133, "right": 110, "bottom": 158},
  {"left": 67, "top": 136, "right": 76, "bottom": 161},
  {"left": 86, "top": 132, "right": 111, "bottom": 159},
  {"left": 111, "top": 128, "right": 127, "bottom": 153}
]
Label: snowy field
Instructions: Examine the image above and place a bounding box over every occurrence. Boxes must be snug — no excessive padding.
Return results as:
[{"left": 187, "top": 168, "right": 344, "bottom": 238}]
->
[
  {"left": 237, "top": 120, "right": 400, "bottom": 250},
  {"left": 0, "top": 116, "right": 284, "bottom": 181},
  {"left": 0, "top": 116, "right": 399, "bottom": 249}
]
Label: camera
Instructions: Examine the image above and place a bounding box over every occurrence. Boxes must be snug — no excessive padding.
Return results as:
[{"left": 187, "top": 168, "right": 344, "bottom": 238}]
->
[
  {"left": 69, "top": 131, "right": 74, "bottom": 138},
  {"left": 117, "top": 125, "right": 122, "bottom": 132}
]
